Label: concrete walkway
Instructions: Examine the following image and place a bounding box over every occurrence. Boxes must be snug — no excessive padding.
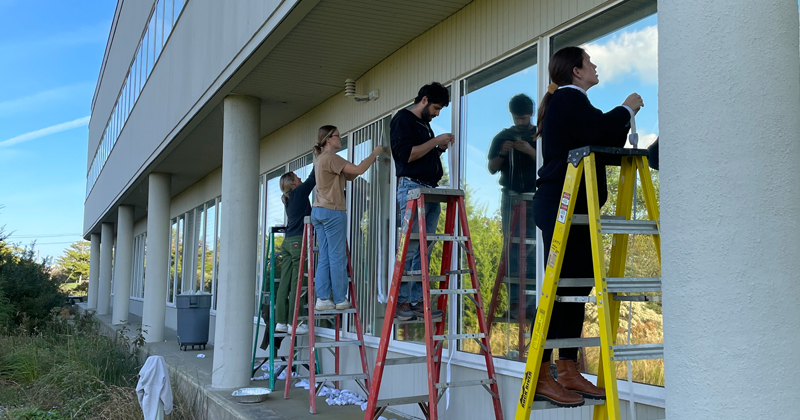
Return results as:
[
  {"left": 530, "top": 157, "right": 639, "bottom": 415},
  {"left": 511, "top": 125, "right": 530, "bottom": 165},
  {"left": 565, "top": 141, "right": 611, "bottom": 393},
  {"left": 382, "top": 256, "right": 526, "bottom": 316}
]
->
[{"left": 87, "top": 308, "right": 409, "bottom": 420}]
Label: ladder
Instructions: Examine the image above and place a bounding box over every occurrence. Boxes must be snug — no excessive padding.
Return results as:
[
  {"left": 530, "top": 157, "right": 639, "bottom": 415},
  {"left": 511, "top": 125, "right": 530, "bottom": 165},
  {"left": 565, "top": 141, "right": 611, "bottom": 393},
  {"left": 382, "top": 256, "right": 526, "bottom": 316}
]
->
[
  {"left": 486, "top": 191, "right": 536, "bottom": 361},
  {"left": 285, "top": 216, "right": 371, "bottom": 414},
  {"left": 365, "top": 188, "right": 503, "bottom": 420},
  {"left": 515, "top": 146, "right": 662, "bottom": 420}
]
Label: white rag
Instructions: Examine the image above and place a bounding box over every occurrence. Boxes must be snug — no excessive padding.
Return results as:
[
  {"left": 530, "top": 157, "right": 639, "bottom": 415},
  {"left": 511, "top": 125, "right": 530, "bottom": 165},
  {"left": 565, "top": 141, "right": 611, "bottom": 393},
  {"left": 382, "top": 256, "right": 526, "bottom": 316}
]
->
[{"left": 136, "top": 356, "right": 174, "bottom": 420}]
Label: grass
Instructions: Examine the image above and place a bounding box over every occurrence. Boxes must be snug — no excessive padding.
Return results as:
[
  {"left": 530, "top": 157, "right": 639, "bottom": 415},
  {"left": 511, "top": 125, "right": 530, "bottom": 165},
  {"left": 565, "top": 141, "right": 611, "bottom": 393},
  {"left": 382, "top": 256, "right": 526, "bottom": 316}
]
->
[{"left": 0, "top": 308, "right": 198, "bottom": 420}]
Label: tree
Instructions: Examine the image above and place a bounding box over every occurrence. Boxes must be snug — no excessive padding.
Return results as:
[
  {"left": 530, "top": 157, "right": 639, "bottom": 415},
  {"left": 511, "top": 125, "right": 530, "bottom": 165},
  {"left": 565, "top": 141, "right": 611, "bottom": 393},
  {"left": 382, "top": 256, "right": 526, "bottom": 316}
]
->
[{"left": 55, "top": 240, "right": 91, "bottom": 282}]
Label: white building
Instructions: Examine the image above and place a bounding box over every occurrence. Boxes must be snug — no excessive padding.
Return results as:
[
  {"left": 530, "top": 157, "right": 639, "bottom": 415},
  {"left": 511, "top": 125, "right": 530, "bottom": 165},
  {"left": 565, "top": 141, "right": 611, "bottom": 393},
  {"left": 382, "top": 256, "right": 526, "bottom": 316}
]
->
[{"left": 84, "top": 0, "right": 800, "bottom": 419}]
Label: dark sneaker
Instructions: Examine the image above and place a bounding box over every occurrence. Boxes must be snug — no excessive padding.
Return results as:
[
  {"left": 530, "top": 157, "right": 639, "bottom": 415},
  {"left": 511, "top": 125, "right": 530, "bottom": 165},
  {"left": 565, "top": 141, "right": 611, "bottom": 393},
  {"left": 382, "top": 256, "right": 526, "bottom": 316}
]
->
[
  {"left": 395, "top": 302, "right": 415, "bottom": 321},
  {"left": 411, "top": 302, "right": 444, "bottom": 320}
]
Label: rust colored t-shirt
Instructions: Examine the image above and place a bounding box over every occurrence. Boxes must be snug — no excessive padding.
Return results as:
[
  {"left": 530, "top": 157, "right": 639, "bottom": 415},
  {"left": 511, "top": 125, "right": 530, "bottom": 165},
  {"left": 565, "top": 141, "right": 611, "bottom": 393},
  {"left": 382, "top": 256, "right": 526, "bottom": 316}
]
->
[{"left": 313, "top": 151, "right": 349, "bottom": 210}]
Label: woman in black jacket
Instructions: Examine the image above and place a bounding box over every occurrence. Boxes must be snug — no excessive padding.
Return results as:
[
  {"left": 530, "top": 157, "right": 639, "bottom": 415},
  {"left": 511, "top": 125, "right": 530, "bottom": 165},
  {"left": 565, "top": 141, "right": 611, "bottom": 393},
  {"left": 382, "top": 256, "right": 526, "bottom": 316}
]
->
[
  {"left": 531, "top": 46, "right": 643, "bottom": 407},
  {"left": 275, "top": 167, "right": 316, "bottom": 336}
]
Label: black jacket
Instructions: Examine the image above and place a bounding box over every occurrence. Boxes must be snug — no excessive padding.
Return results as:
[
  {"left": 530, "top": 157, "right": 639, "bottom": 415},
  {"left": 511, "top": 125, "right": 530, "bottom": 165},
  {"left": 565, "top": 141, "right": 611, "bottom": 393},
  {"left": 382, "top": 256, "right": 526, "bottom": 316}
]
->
[
  {"left": 284, "top": 167, "right": 316, "bottom": 238},
  {"left": 390, "top": 109, "right": 444, "bottom": 186}
]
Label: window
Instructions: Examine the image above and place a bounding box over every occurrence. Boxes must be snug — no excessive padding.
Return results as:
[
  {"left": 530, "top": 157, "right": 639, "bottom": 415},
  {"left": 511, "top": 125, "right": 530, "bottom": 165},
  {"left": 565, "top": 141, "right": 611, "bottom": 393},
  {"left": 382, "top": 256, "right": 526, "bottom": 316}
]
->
[
  {"left": 256, "top": 168, "right": 285, "bottom": 315},
  {"left": 130, "top": 232, "right": 146, "bottom": 299},
  {"left": 457, "top": 45, "right": 539, "bottom": 361},
  {"left": 167, "top": 198, "right": 221, "bottom": 307},
  {"left": 213, "top": 199, "right": 222, "bottom": 310},
  {"left": 167, "top": 216, "right": 184, "bottom": 304}
]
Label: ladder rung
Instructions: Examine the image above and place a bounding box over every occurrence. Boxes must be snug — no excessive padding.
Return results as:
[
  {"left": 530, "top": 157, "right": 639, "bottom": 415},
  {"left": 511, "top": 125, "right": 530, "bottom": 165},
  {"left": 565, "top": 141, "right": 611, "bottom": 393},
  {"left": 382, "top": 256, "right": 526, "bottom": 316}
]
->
[
  {"left": 314, "top": 340, "right": 363, "bottom": 348},
  {"left": 572, "top": 215, "right": 660, "bottom": 235},
  {"left": 434, "top": 333, "right": 484, "bottom": 341},
  {"left": 445, "top": 269, "right": 473, "bottom": 275},
  {"left": 612, "top": 344, "right": 664, "bottom": 361},
  {"left": 434, "top": 378, "right": 495, "bottom": 389},
  {"left": 614, "top": 294, "right": 662, "bottom": 302},
  {"left": 558, "top": 278, "right": 595, "bottom": 287},
  {"left": 406, "top": 188, "right": 464, "bottom": 202},
  {"left": 430, "top": 288, "right": 477, "bottom": 295},
  {"left": 375, "top": 394, "right": 430, "bottom": 407},
  {"left": 300, "top": 373, "right": 369, "bottom": 382},
  {"left": 510, "top": 238, "right": 536, "bottom": 245},
  {"left": 401, "top": 275, "right": 446, "bottom": 282},
  {"left": 409, "top": 233, "right": 468, "bottom": 242},
  {"left": 607, "top": 277, "right": 662, "bottom": 293},
  {"left": 555, "top": 296, "right": 595, "bottom": 303},
  {"left": 502, "top": 276, "right": 534, "bottom": 284},
  {"left": 314, "top": 308, "right": 358, "bottom": 315},
  {"left": 530, "top": 398, "right": 606, "bottom": 410},
  {"left": 273, "top": 359, "right": 309, "bottom": 366},
  {"left": 383, "top": 356, "right": 438, "bottom": 366},
  {"left": 525, "top": 337, "right": 601, "bottom": 349}
]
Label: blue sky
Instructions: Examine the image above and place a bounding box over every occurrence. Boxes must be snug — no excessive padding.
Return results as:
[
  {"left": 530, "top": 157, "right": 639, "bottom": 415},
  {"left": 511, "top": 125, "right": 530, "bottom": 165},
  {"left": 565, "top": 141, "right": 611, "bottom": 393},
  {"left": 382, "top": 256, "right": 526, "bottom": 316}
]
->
[{"left": 0, "top": 1, "right": 115, "bottom": 260}]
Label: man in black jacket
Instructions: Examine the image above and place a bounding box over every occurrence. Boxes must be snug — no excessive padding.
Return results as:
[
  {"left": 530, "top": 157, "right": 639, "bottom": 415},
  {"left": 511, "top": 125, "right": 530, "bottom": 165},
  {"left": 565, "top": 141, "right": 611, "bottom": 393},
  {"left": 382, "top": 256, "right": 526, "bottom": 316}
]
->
[{"left": 391, "top": 82, "right": 453, "bottom": 321}]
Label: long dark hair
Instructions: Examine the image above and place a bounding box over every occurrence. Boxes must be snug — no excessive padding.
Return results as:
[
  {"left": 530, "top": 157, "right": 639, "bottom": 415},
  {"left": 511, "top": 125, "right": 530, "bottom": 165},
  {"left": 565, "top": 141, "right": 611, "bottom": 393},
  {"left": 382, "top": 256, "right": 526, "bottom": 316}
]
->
[{"left": 536, "top": 46, "right": 586, "bottom": 138}]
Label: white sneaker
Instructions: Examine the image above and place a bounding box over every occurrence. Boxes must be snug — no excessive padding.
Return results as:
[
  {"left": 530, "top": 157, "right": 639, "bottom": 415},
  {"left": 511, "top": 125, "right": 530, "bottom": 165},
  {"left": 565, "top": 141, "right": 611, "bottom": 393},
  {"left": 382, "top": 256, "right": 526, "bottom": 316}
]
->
[
  {"left": 335, "top": 301, "right": 351, "bottom": 310},
  {"left": 275, "top": 323, "right": 288, "bottom": 333},
  {"left": 315, "top": 298, "right": 335, "bottom": 311},
  {"left": 289, "top": 323, "right": 309, "bottom": 335}
]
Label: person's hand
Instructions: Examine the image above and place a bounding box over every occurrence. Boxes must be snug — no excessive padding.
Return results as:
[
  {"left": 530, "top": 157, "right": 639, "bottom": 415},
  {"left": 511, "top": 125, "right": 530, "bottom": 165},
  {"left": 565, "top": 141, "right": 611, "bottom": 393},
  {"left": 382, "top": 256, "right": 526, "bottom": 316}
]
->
[
  {"left": 434, "top": 133, "right": 455, "bottom": 147},
  {"left": 623, "top": 93, "right": 644, "bottom": 114},
  {"left": 514, "top": 140, "right": 535, "bottom": 157},
  {"left": 371, "top": 145, "right": 383, "bottom": 157},
  {"left": 499, "top": 141, "right": 514, "bottom": 156}
]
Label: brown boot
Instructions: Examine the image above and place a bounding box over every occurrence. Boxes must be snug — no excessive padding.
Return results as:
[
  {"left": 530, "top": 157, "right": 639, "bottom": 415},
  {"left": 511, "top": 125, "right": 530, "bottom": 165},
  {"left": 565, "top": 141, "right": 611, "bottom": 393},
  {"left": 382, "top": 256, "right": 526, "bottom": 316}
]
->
[
  {"left": 555, "top": 360, "right": 607, "bottom": 400},
  {"left": 533, "top": 362, "right": 585, "bottom": 407}
]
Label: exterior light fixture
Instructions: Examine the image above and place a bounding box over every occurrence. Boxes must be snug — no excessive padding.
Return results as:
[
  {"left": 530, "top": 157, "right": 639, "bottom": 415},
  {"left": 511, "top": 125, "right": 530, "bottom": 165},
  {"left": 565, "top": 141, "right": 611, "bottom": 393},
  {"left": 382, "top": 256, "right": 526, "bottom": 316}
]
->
[{"left": 344, "top": 79, "right": 379, "bottom": 102}]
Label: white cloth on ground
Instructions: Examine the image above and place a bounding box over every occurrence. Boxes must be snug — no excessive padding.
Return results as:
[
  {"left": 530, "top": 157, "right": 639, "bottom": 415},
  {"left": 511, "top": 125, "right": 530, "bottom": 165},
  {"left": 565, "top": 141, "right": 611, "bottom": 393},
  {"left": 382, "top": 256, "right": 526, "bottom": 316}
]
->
[{"left": 136, "top": 355, "right": 174, "bottom": 420}]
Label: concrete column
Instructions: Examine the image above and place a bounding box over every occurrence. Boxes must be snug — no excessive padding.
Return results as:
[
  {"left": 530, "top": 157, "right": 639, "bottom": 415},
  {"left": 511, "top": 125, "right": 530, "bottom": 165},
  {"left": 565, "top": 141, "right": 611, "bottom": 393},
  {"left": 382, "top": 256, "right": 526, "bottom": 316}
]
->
[
  {"left": 87, "top": 233, "right": 101, "bottom": 310},
  {"left": 212, "top": 95, "right": 260, "bottom": 389},
  {"left": 112, "top": 205, "right": 134, "bottom": 324},
  {"left": 142, "top": 173, "right": 171, "bottom": 342},
  {"left": 96, "top": 223, "right": 115, "bottom": 315},
  {"left": 660, "top": 1, "right": 800, "bottom": 418}
]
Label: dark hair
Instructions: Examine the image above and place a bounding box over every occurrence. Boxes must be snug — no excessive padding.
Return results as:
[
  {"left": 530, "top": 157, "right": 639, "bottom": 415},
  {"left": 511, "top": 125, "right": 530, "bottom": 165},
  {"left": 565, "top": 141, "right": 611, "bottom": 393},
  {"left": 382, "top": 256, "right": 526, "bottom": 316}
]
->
[
  {"left": 509, "top": 94, "right": 534, "bottom": 116},
  {"left": 313, "top": 125, "right": 338, "bottom": 156},
  {"left": 414, "top": 82, "right": 450, "bottom": 107},
  {"left": 536, "top": 46, "right": 586, "bottom": 137}
]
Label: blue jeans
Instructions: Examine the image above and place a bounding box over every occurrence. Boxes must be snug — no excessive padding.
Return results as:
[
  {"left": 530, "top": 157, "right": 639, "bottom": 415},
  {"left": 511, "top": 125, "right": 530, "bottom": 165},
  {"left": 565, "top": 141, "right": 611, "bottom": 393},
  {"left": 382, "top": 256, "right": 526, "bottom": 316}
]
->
[
  {"left": 396, "top": 178, "right": 441, "bottom": 303},
  {"left": 311, "top": 207, "right": 348, "bottom": 304}
]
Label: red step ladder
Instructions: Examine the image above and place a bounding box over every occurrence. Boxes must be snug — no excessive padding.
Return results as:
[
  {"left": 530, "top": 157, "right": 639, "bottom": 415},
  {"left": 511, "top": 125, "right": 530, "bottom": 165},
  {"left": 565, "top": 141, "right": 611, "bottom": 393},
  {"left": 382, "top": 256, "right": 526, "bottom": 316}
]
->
[
  {"left": 285, "top": 217, "right": 370, "bottom": 414},
  {"left": 486, "top": 192, "right": 536, "bottom": 361},
  {"left": 364, "top": 188, "right": 503, "bottom": 420}
]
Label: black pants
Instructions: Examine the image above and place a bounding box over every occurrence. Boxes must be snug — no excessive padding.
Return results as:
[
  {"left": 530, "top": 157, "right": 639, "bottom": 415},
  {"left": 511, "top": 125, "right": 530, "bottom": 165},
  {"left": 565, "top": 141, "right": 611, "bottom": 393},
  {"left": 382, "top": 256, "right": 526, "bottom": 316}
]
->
[{"left": 532, "top": 195, "right": 594, "bottom": 363}]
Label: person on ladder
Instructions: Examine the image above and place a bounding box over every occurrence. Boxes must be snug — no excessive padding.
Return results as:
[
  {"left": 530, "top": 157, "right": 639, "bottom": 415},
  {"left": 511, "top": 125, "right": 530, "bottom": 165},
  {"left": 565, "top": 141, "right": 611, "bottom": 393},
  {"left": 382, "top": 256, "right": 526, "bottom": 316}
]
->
[
  {"left": 311, "top": 125, "right": 382, "bottom": 311},
  {"left": 531, "top": 46, "right": 643, "bottom": 406},
  {"left": 275, "top": 167, "right": 317, "bottom": 336},
  {"left": 487, "top": 93, "right": 538, "bottom": 321},
  {"left": 390, "top": 82, "right": 453, "bottom": 321}
]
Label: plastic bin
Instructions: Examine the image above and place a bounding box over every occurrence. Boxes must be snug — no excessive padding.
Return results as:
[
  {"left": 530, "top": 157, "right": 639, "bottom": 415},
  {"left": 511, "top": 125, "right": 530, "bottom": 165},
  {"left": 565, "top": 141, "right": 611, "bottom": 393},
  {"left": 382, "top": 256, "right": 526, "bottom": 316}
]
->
[{"left": 176, "top": 293, "right": 212, "bottom": 351}]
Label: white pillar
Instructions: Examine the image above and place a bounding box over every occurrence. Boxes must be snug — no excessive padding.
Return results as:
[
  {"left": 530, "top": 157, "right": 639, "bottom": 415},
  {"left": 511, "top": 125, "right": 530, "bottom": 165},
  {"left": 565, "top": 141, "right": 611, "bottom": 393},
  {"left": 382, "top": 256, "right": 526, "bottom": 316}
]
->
[
  {"left": 212, "top": 95, "right": 260, "bottom": 389},
  {"left": 96, "top": 223, "right": 115, "bottom": 315},
  {"left": 112, "top": 205, "right": 134, "bottom": 325},
  {"left": 660, "top": 1, "right": 800, "bottom": 418},
  {"left": 142, "top": 173, "right": 171, "bottom": 342},
  {"left": 87, "top": 233, "right": 101, "bottom": 310}
]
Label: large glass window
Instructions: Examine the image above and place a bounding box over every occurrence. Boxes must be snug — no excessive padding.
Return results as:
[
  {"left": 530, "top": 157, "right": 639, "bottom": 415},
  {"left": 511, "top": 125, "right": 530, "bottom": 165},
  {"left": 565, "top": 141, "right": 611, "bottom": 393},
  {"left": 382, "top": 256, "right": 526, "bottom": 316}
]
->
[
  {"left": 130, "top": 233, "right": 146, "bottom": 299},
  {"left": 456, "top": 46, "right": 538, "bottom": 361}
]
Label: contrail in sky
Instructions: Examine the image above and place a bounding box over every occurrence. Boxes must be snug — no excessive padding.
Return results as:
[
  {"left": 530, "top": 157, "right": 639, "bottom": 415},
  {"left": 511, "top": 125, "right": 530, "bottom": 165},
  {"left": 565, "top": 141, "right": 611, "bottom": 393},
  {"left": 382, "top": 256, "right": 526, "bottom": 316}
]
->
[{"left": 0, "top": 116, "right": 90, "bottom": 148}]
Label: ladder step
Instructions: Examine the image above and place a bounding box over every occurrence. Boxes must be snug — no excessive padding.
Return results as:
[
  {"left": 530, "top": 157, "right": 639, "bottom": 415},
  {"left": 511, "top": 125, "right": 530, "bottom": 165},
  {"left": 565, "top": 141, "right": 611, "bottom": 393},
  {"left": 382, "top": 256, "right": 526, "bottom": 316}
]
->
[
  {"left": 510, "top": 238, "right": 536, "bottom": 245},
  {"left": 445, "top": 269, "right": 473, "bottom": 275},
  {"left": 572, "top": 215, "right": 660, "bottom": 235},
  {"left": 314, "top": 308, "right": 358, "bottom": 315},
  {"left": 430, "top": 288, "right": 477, "bottom": 295},
  {"left": 314, "top": 340, "right": 363, "bottom": 348},
  {"left": 522, "top": 337, "right": 602, "bottom": 348},
  {"left": 556, "top": 294, "right": 661, "bottom": 302},
  {"left": 530, "top": 398, "right": 606, "bottom": 410},
  {"left": 401, "top": 275, "right": 446, "bottom": 282},
  {"left": 434, "top": 378, "right": 495, "bottom": 389},
  {"left": 299, "top": 373, "right": 369, "bottom": 382},
  {"left": 374, "top": 394, "right": 430, "bottom": 407},
  {"left": 383, "top": 356, "right": 438, "bottom": 366},
  {"left": 434, "top": 333, "right": 484, "bottom": 341},
  {"left": 273, "top": 359, "right": 309, "bottom": 366},
  {"left": 612, "top": 344, "right": 664, "bottom": 361},
  {"left": 409, "top": 233, "right": 469, "bottom": 242},
  {"left": 406, "top": 188, "right": 464, "bottom": 202},
  {"left": 557, "top": 277, "right": 662, "bottom": 293}
]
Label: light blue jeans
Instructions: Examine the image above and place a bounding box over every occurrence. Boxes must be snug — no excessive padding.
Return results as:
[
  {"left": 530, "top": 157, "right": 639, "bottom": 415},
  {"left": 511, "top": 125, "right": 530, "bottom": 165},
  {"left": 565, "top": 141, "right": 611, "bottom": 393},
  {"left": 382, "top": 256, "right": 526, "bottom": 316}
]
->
[
  {"left": 311, "top": 207, "right": 349, "bottom": 304},
  {"left": 396, "top": 178, "right": 441, "bottom": 303}
]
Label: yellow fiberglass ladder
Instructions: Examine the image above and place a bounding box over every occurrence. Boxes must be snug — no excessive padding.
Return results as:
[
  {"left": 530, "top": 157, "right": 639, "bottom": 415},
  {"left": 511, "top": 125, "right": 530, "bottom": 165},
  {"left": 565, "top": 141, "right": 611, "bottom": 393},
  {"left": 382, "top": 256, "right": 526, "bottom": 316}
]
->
[{"left": 516, "top": 146, "right": 662, "bottom": 420}]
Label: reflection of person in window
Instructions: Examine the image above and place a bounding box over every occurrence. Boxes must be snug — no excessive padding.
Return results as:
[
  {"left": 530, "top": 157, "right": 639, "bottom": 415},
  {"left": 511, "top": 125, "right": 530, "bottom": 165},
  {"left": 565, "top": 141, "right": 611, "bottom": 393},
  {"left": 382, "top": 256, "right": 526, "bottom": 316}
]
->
[
  {"left": 275, "top": 168, "right": 316, "bottom": 336},
  {"left": 311, "top": 125, "right": 382, "bottom": 312},
  {"left": 487, "top": 94, "right": 538, "bottom": 322},
  {"left": 390, "top": 82, "right": 453, "bottom": 322},
  {"left": 532, "top": 46, "right": 643, "bottom": 407}
]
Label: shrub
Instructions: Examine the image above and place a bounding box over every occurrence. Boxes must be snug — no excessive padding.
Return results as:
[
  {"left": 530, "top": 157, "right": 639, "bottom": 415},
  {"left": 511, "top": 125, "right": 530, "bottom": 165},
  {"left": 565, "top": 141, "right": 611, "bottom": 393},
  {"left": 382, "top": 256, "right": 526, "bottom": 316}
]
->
[{"left": 0, "top": 245, "right": 66, "bottom": 327}]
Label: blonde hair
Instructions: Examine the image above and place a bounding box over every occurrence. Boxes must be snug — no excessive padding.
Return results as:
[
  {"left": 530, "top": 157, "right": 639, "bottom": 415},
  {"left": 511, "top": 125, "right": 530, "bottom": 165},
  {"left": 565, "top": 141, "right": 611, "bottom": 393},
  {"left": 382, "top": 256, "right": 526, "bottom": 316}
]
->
[
  {"left": 279, "top": 172, "right": 296, "bottom": 205},
  {"left": 313, "top": 125, "right": 338, "bottom": 156}
]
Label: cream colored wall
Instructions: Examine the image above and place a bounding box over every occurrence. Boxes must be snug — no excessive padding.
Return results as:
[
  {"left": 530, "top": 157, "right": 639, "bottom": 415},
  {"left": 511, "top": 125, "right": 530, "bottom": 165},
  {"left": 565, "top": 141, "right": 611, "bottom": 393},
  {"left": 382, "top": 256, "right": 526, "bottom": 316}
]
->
[
  {"left": 169, "top": 167, "right": 222, "bottom": 218},
  {"left": 258, "top": 0, "right": 607, "bottom": 172}
]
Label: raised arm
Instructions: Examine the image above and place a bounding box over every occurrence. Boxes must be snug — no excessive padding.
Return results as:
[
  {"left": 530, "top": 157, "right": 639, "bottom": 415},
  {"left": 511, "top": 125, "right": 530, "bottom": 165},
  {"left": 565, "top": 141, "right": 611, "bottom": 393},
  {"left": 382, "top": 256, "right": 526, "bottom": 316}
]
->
[{"left": 342, "top": 146, "right": 384, "bottom": 179}]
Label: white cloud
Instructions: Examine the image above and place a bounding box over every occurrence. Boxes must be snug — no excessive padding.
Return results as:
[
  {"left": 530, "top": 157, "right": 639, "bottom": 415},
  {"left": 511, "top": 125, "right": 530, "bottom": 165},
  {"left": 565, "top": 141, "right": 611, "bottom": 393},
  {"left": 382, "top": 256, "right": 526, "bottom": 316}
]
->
[
  {"left": 0, "top": 82, "right": 93, "bottom": 116},
  {"left": 583, "top": 25, "right": 658, "bottom": 86},
  {"left": 0, "top": 116, "right": 90, "bottom": 148}
]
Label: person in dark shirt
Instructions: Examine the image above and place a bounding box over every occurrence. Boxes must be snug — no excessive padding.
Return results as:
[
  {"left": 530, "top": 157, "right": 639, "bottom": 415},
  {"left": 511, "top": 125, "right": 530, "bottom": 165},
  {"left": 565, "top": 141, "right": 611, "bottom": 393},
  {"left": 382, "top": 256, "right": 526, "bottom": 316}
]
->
[
  {"left": 391, "top": 82, "right": 454, "bottom": 321},
  {"left": 487, "top": 94, "right": 538, "bottom": 320},
  {"left": 275, "top": 167, "right": 316, "bottom": 335},
  {"left": 531, "top": 46, "right": 643, "bottom": 407}
]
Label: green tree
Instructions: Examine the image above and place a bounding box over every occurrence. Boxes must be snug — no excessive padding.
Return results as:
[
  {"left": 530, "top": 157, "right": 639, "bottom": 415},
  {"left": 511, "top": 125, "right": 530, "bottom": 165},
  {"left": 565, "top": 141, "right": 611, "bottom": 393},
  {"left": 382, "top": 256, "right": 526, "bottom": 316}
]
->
[{"left": 55, "top": 240, "right": 91, "bottom": 282}]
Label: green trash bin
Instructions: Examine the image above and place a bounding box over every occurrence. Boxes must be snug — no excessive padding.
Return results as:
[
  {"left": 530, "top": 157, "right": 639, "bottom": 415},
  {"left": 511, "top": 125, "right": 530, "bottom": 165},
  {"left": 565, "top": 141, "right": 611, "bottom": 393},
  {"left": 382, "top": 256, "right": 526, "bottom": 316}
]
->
[{"left": 176, "top": 293, "right": 212, "bottom": 351}]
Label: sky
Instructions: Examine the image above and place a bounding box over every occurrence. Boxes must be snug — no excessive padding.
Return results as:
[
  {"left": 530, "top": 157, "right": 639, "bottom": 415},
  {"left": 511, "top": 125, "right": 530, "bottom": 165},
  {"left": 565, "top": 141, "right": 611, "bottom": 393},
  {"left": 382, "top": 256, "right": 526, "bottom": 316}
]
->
[{"left": 0, "top": 1, "right": 116, "bottom": 261}]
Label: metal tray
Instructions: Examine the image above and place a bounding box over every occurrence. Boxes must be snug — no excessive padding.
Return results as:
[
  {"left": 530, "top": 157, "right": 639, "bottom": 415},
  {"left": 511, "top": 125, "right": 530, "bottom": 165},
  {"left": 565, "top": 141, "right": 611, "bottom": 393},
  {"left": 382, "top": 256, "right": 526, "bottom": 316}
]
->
[{"left": 231, "top": 387, "right": 271, "bottom": 403}]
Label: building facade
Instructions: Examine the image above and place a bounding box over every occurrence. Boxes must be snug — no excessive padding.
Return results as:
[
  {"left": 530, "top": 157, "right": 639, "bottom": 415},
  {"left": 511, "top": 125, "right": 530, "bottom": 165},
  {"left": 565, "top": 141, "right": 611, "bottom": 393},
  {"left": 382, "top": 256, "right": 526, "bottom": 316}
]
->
[{"left": 84, "top": 0, "right": 800, "bottom": 419}]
